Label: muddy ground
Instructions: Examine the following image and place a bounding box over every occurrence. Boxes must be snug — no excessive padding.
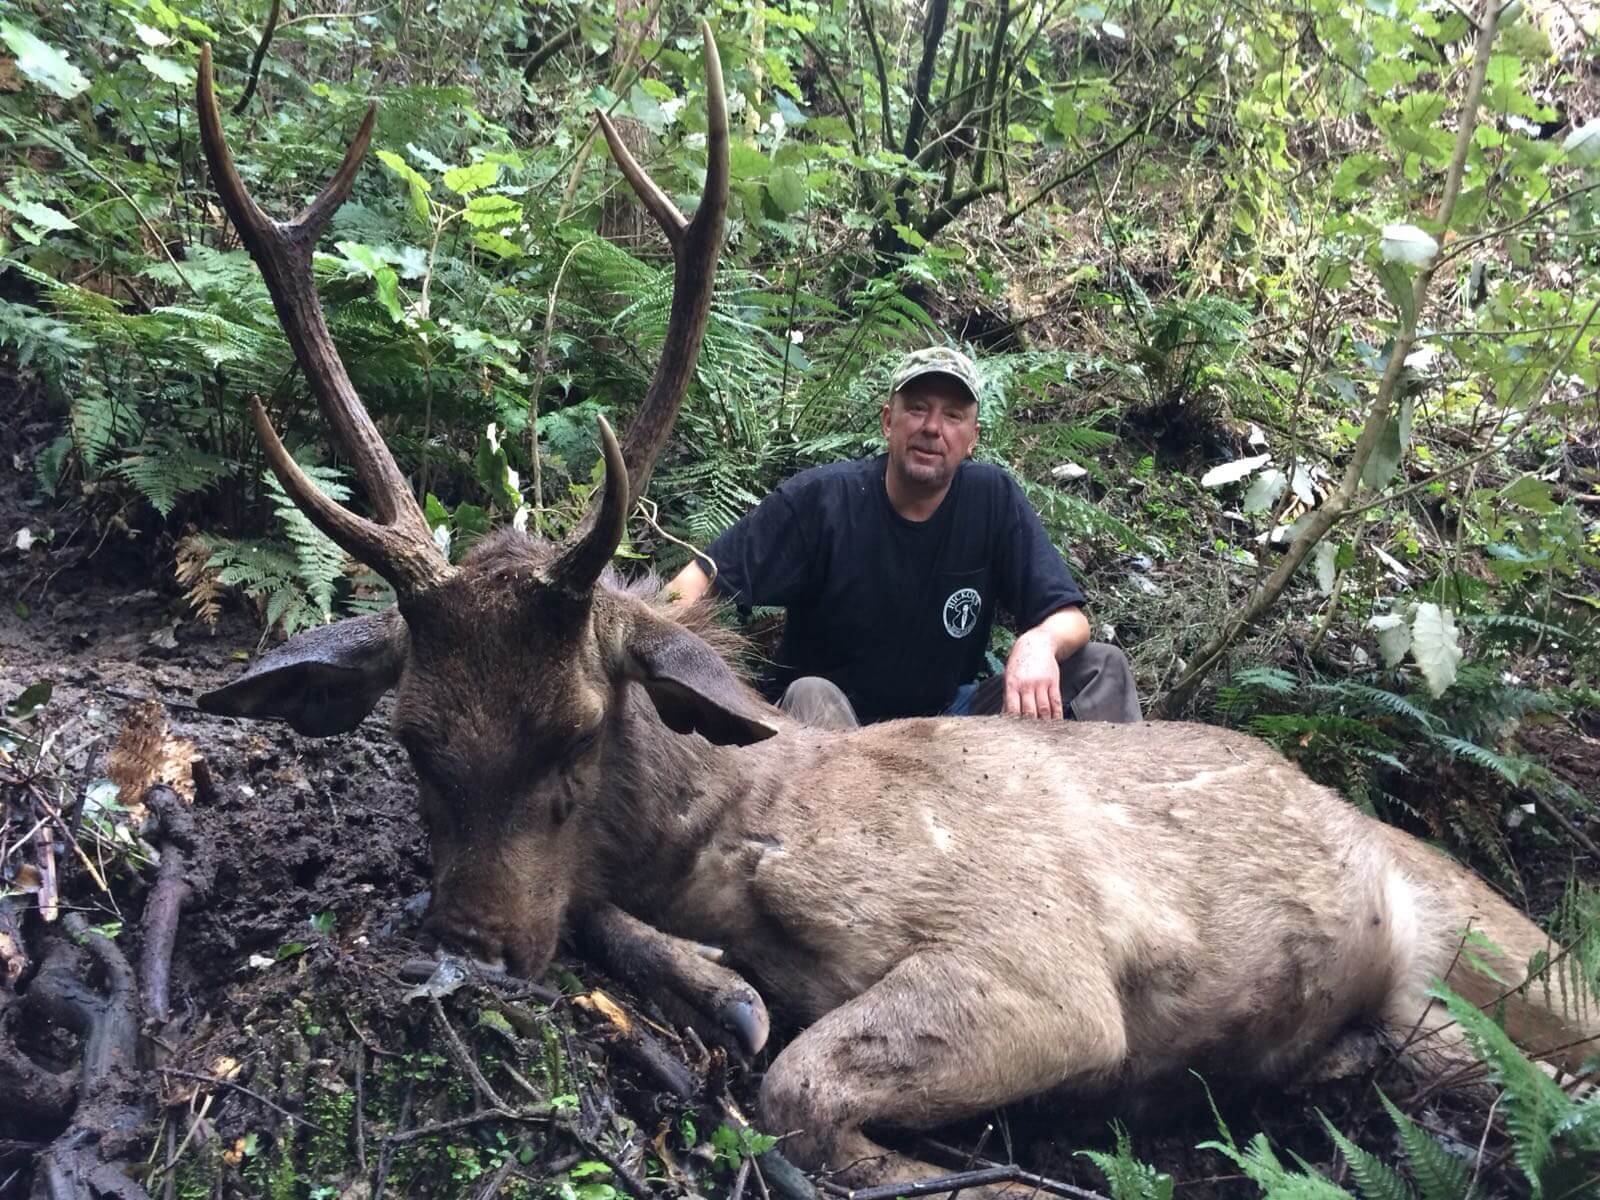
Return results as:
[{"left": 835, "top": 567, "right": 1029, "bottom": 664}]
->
[{"left": 2, "top": 393, "right": 1598, "bottom": 1199}]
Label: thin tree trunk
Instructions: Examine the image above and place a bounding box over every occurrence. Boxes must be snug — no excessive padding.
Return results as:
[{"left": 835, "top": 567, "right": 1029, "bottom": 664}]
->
[{"left": 1154, "top": 1, "right": 1503, "bottom": 716}]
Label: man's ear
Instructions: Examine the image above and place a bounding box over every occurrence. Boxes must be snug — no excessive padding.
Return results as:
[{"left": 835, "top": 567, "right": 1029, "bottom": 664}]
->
[
  {"left": 622, "top": 608, "right": 781, "bottom": 747},
  {"left": 199, "top": 609, "right": 408, "bottom": 736}
]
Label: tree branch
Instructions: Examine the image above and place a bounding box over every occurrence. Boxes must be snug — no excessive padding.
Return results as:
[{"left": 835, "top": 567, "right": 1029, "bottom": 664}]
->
[
  {"left": 856, "top": 0, "right": 894, "bottom": 151},
  {"left": 901, "top": 0, "right": 951, "bottom": 163},
  {"left": 232, "top": 0, "right": 282, "bottom": 115}
]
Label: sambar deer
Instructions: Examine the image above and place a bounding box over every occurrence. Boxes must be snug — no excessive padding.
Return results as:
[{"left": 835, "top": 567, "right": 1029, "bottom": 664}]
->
[{"left": 196, "top": 30, "right": 1597, "bottom": 1192}]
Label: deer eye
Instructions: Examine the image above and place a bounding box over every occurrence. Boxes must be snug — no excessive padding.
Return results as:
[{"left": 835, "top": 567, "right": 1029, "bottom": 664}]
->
[
  {"left": 551, "top": 776, "right": 578, "bottom": 825},
  {"left": 563, "top": 727, "right": 602, "bottom": 771}
]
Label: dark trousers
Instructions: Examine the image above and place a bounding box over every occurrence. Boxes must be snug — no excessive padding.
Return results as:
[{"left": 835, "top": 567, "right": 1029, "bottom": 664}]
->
[{"left": 778, "top": 643, "right": 1142, "bottom": 730}]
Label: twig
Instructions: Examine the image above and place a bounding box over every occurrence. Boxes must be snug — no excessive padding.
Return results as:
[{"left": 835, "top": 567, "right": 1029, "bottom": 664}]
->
[
  {"left": 474, "top": 1145, "right": 524, "bottom": 1200},
  {"left": 386, "top": 1107, "right": 551, "bottom": 1144},
  {"left": 31, "top": 785, "right": 112, "bottom": 899},
  {"left": 431, "top": 996, "right": 509, "bottom": 1110},
  {"left": 371, "top": 1080, "right": 413, "bottom": 1197},
  {"left": 527, "top": 240, "right": 589, "bottom": 520},
  {"left": 522, "top": 22, "right": 580, "bottom": 79},
  {"left": 555, "top": 1121, "right": 654, "bottom": 1200},
  {"left": 354, "top": 1046, "right": 367, "bottom": 1172},
  {"left": 158, "top": 1068, "right": 329, "bottom": 1133},
  {"left": 848, "top": 1165, "right": 1108, "bottom": 1200},
  {"left": 232, "top": 0, "right": 283, "bottom": 114}
]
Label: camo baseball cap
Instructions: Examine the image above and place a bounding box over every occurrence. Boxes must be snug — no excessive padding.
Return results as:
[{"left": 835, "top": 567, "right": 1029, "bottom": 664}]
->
[{"left": 890, "top": 346, "right": 981, "bottom": 406}]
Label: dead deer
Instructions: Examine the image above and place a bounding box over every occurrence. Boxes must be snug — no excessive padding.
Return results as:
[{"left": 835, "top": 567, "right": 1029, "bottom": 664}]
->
[{"left": 195, "top": 32, "right": 1597, "bottom": 1193}]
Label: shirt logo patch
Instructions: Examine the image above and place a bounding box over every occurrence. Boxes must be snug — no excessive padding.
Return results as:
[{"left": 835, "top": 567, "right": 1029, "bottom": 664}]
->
[{"left": 943, "top": 588, "right": 982, "bottom": 638}]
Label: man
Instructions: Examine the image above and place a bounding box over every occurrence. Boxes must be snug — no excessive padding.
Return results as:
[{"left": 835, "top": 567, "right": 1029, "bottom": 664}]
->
[{"left": 666, "top": 347, "right": 1140, "bottom": 728}]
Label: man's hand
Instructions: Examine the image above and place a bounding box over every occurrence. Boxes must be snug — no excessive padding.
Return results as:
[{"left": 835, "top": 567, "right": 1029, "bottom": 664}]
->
[{"left": 1003, "top": 628, "right": 1064, "bottom": 719}]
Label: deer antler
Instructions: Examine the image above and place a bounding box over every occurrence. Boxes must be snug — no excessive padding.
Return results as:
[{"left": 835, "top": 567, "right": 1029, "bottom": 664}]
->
[
  {"left": 196, "top": 45, "right": 453, "bottom": 598},
  {"left": 550, "top": 22, "right": 729, "bottom": 594}
]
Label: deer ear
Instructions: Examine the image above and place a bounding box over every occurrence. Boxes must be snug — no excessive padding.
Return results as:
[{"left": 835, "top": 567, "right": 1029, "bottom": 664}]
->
[
  {"left": 624, "top": 611, "right": 781, "bottom": 747},
  {"left": 199, "top": 609, "right": 407, "bottom": 737}
]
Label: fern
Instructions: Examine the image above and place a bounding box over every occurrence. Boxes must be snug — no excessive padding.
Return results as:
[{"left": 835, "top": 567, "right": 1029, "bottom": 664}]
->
[
  {"left": 1427, "top": 985, "right": 1572, "bottom": 1194},
  {"left": 1310, "top": 681, "right": 1442, "bottom": 733},
  {"left": 1375, "top": 1093, "right": 1470, "bottom": 1200},
  {"left": 262, "top": 464, "right": 353, "bottom": 624},
  {"left": 1542, "top": 879, "right": 1600, "bottom": 1023},
  {"left": 1076, "top": 1124, "right": 1174, "bottom": 1200},
  {"left": 116, "top": 435, "right": 228, "bottom": 517},
  {"left": 1426, "top": 735, "right": 1533, "bottom": 787},
  {"left": 1318, "top": 1113, "right": 1413, "bottom": 1200}
]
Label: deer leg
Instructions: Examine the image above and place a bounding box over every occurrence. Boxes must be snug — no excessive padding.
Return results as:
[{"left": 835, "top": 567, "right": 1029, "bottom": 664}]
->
[
  {"left": 759, "top": 950, "right": 1126, "bottom": 1193},
  {"left": 574, "top": 904, "right": 769, "bottom": 1056}
]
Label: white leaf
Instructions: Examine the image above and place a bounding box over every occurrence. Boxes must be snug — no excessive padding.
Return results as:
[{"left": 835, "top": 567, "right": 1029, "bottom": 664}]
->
[
  {"left": 1380, "top": 223, "right": 1438, "bottom": 265},
  {"left": 1311, "top": 542, "right": 1337, "bottom": 595},
  {"left": 1200, "top": 453, "right": 1270, "bottom": 488},
  {"left": 1241, "top": 468, "right": 1286, "bottom": 514},
  {"left": 1051, "top": 462, "right": 1089, "bottom": 481},
  {"left": 1368, "top": 613, "right": 1411, "bottom": 668},
  {"left": 1102, "top": 20, "right": 1126, "bottom": 39},
  {"left": 134, "top": 22, "right": 171, "bottom": 47},
  {"left": 138, "top": 52, "right": 194, "bottom": 87},
  {"left": 1373, "top": 545, "right": 1411, "bottom": 581},
  {"left": 1563, "top": 117, "right": 1600, "bottom": 166},
  {"left": 1, "top": 21, "right": 90, "bottom": 98},
  {"left": 1288, "top": 464, "right": 1317, "bottom": 505},
  {"left": 12, "top": 527, "right": 34, "bottom": 551},
  {"left": 1409, "top": 603, "right": 1463, "bottom": 697}
]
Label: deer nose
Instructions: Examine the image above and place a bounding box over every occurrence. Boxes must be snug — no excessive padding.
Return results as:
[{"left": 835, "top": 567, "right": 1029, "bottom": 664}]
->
[{"left": 422, "top": 910, "right": 508, "bottom": 972}]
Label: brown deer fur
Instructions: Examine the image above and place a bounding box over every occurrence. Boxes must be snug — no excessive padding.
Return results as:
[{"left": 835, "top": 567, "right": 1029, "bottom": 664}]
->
[{"left": 193, "top": 30, "right": 1597, "bottom": 1192}]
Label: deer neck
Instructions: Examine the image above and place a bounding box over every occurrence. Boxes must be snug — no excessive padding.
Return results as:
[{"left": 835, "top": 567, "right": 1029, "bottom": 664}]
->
[{"left": 582, "top": 683, "right": 776, "bottom": 907}]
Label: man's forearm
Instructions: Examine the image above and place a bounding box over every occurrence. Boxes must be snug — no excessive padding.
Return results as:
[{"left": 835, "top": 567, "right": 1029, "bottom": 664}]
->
[
  {"left": 1026, "top": 606, "right": 1091, "bottom": 660},
  {"left": 666, "top": 560, "right": 714, "bottom": 608}
]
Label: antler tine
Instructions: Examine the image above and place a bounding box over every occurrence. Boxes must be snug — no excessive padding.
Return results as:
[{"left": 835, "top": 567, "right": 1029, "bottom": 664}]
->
[
  {"left": 597, "top": 110, "right": 688, "bottom": 243},
  {"left": 197, "top": 46, "right": 452, "bottom": 597},
  {"left": 549, "top": 415, "right": 629, "bottom": 594},
  {"left": 612, "top": 21, "right": 730, "bottom": 505}
]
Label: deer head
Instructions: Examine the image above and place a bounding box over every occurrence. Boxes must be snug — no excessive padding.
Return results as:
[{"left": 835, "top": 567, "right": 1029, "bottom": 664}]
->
[{"left": 197, "top": 29, "right": 778, "bottom": 976}]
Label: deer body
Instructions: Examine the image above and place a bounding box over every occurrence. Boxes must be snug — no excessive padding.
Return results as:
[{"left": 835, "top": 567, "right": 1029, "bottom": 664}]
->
[
  {"left": 595, "top": 702, "right": 1402, "bottom": 1068},
  {"left": 192, "top": 36, "right": 1595, "bottom": 1193}
]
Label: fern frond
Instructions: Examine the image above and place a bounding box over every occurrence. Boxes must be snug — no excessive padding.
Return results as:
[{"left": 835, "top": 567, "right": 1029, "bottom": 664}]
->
[
  {"left": 1319, "top": 1111, "right": 1413, "bottom": 1200},
  {"left": 263, "top": 463, "right": 352, "bottom": 622},
  {"left": 116, "top": 437, "right": 228, "bottom": 516},
  {"left": 1376, "top": 1093, "right": 1470, "bottom": 1200},
  {"left": 1311, "top": 681, "right": 1442, "bottom": 732},
  {"left": 1076, "top": 1124, "right": 1174, "bottom": 1200},
  {"left": 1427, "top": 735, "right": 1533, "bottom": 786},
  {"left": 1426, "top": 985, "right": 1570, "bottom": 1193}
]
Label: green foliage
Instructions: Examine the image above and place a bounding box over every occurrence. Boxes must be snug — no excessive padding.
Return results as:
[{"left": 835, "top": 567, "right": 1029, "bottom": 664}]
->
[{"left": 1077, "top": 1124, "right": 1174, "bottom": 1200}]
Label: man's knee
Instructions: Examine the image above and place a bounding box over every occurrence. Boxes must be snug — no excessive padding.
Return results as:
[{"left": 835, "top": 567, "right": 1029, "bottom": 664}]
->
[
  {"left": 779, "top": 676, "right": 860, "bottom": 730},
  {"left": 1060, "top": 643, "right": 1141, "bottom": 724}
]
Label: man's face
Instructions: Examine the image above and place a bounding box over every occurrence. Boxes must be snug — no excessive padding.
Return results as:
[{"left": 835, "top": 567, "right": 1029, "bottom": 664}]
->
[{"left": 881, "top": 374, "right": 979, "bottom": 490}]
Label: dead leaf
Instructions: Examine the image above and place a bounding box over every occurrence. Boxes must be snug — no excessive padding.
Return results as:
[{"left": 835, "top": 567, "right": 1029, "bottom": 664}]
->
[
  {"left": 108, "top": 700, "right": 199, "bottom": 817},
  {"left": 574, "top": 988, "right": 633, "bottom": 1035}
]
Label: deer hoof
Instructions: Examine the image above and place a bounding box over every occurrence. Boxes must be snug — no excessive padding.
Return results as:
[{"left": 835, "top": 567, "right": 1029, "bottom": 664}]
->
[{"left": 719, "top": 993, "right": 770, "bottom": 1056}]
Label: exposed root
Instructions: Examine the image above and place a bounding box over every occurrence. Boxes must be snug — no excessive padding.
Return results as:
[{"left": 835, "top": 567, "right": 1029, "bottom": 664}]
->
[{"left": 3, "top": 783, "right": 212, "bottom": 1199}]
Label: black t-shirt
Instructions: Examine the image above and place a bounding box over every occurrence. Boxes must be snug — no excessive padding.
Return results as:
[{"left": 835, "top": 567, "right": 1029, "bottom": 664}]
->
[{"left": 702, "top": 456, "right": 1086, "bottom": 723}]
